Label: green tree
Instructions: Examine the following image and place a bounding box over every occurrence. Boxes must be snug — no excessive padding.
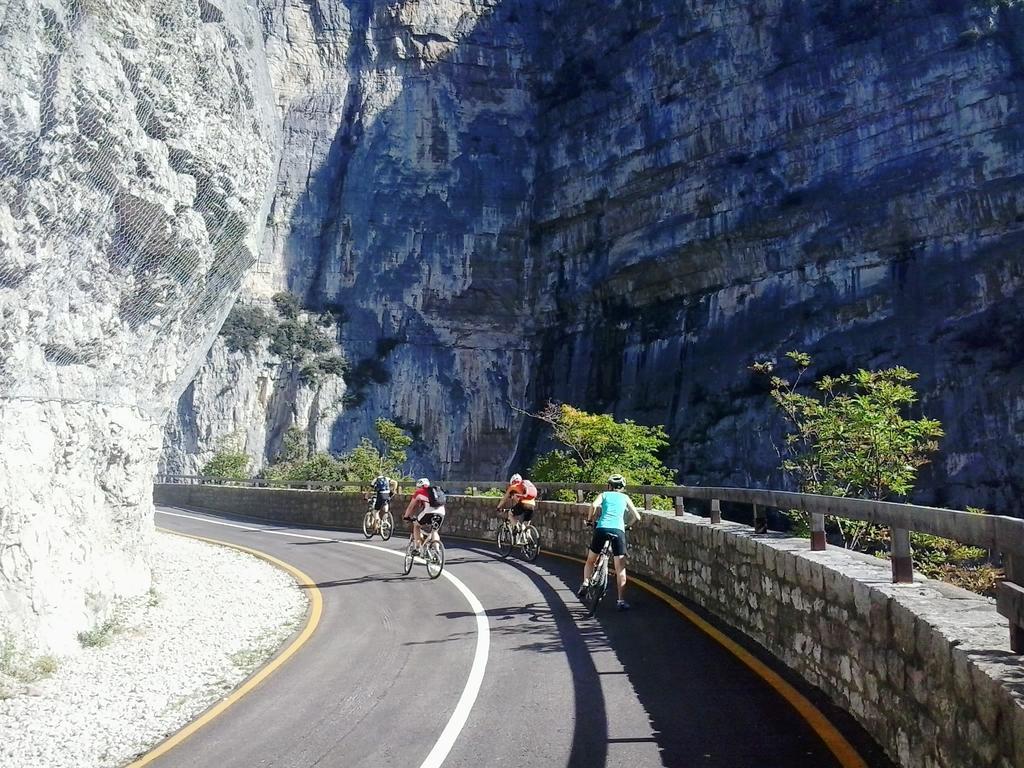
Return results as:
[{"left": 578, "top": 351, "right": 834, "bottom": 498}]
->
[
  {"left": 753, "top": 352, "right": 998, "bottom": 594},
  {"left": 754, "top": 352, "right": 944, "bottom": 502},
  {"left": 339, "top": 418, "right": 413, "bottom": 481},
  {"left": 276, "top": 427, "right": 309, "bottom": 464},
  {"left": 201, "top": 439, "right": 250, "bottom": 480},
  {"left": 528, "top": 403, "right": 675, "bottom": 504}
]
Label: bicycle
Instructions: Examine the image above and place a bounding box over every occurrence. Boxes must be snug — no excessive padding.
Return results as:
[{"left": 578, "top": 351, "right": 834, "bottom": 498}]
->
[
  {"left": 579, "top": 522, "right": 628, "bottom": 617},
  {"left": 362, "top": 494, "right": 394, "bottom": 541},
  {"left": 402, "top": 513, "right": 445, "bottom": 579},
  {"left": 495, "top": 512, "right": 540, "bottom": 562}
]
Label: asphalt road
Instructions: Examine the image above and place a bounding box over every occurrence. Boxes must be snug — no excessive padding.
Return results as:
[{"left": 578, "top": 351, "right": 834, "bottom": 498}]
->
[{"left": 148, "top": 506, "right": 891, "bottom": 768}]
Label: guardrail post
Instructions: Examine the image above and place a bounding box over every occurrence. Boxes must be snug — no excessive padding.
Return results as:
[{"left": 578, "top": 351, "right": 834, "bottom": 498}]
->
[
  {"left": 752, "top": 504, "right": 767, "bottom": 534},
  {"left": 998, "top": 555, "right": 1024, "bottom": 653},
  {"left": 674, "top": 497, "right": 685, "bottom": 517},
  {"left": 710, "top": 499, "right": 721, "bottom": 524},
  {"left": 810, "top": 513, "right": 826, "bottom": 551},
  {"left": 643, "top": 493, "right": 653, "bottom": 511},
  {"left": 891, "top": 528, "right": 913, "bottom": 583}
]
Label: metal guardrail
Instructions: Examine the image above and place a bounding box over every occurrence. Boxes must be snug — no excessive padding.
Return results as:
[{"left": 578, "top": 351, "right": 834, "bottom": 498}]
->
[{"left": 154, "top": 473, "right": 1024, "bottom": 652}]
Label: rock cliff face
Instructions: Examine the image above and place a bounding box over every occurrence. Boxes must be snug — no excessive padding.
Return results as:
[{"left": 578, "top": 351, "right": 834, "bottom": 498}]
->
[
  {"left": 526, "top": 0, "right": 1024, "bottom": 514},
  {"left": 160, "top": 308, "right": 347, "bottom": 476},
  {"left": 167, "top": 0, "right": 1022, "bottom": 512},
  {"left": 0, "top": 0, "right": 278, "bottom": 652},
  {"left": 171, "top": 0, "right": 540, "bottom": 475}
]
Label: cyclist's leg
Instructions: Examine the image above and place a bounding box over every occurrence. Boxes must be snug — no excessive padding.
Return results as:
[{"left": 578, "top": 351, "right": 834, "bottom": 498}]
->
[
  {"left": 610, "top": 530, "right": 629, "bottom": 604},
  {"left": 612, "top": 555, "right": 628, "bottom": 600},
  {"left": 582, "top": 528, "right": 605, "bottom": 583},
  {"left": 510, "top": 510, "right": 524, "bottom": 541},
  {"left": 508, "top": 504, "right": 521, "bottom": 535},
  {"left": 518, "top": 504, "right": 534, "bottom": 535}
]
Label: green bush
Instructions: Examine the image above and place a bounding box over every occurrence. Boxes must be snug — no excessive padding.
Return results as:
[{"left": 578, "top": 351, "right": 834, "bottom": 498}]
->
[
  {"left": 317, "top": 354, "right": 349, "bottom": 376},
  {"left": 529, "top": 403, "right": 675, "bottom": 507},
  {"left": 77, "top": 618, "right": 119, "bottom": 648},
  {"left": 270, "top": 318, "right": 334, "bottom": 364},
  {"left": 219, "top": 303, "right": 276, "bottom": 354},
  {"left": 264, "top": 453, "right": 347, "bottom": 485},
  {"left": 272, "top": 291, "right": 302, "bottom": 320},
  {"left": 201, "top": 449, "right": 250, "bottom": 480}
]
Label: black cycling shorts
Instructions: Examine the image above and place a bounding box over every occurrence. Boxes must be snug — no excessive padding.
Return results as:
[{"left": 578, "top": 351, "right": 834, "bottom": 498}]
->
[
  {"left": 373, "top": 491, "right": 391, "bottom": 511},
  {"left": 589, "top": 527, "right": 626, "bottom": 557},
  {"left": 511, "top": 502, "right": 535, "bottom": 522}
]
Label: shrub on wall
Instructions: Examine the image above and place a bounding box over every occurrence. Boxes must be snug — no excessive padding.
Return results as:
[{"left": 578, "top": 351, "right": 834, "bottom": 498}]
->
[{"left": 753, "top": 351, "right": 1001, "bottom": 594}]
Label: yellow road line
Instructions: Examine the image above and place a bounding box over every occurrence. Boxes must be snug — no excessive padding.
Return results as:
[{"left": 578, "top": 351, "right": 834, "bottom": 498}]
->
[
  {"left": 541, "top": 549, "right": 867, "bottom": 768},
  {"left": 125, "top": 529, "right": 324, "bottom": 767}
]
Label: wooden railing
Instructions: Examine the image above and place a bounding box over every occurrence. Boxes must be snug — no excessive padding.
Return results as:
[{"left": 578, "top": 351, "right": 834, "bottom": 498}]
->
[{"left": 154, "top": 474, "right": 1024, "bottom": 651}]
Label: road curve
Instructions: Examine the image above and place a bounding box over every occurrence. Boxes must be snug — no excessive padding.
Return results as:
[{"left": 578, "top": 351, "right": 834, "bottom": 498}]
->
[{"left": 144, "top": 507, "right": 893, "bottom": 768}]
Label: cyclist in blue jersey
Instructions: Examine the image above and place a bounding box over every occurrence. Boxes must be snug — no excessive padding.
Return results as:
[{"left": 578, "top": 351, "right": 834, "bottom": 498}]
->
[{"left": 578, "top": 474, "right": 642, "bottom": 611}]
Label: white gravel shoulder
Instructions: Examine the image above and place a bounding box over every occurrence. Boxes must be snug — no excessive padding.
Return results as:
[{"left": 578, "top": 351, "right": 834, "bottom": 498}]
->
[{"left": 0, "top": 531, "right": 308, "bottom": 768}]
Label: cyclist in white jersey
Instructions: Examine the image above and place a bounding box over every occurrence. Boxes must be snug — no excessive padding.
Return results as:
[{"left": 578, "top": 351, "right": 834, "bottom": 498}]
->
[
  {"left": 578, "top": 474, "right": 641, "bottom": 611},
  {"left": 403, "top": 477, "right": 446, "bottom": 554}
]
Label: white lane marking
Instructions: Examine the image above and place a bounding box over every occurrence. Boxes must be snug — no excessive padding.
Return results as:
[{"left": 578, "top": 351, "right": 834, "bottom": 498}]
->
[
  {"left": 345, "top": 541, "right": 490, "bottom": 768},
  {"left": 156, "top": 509, "right": 490, "bottom": 768}
]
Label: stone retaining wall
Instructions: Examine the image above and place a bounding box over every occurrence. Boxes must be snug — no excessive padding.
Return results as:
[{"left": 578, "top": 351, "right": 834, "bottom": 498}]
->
[{"left": 154, "top": 484, "right": 1024, "bottom": 768}]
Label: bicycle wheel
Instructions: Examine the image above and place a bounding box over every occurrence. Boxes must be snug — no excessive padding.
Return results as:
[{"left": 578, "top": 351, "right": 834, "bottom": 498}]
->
[
  {"left": 380, "top": 510, "right": 394, "bottom": 541},
  {"left": 362, "top": 509, "right": 374, "bottom": 539},
  {"left": 521, "top": 525, "right": 540, "bottom": 562},
  {"left": 426, "top": 541, "right": 445, "bottom": 579},
  {"left": 402, "top": 542, "right": 416, "bottom": 575},
  {"left": 496, "top": 522, "right": 513, "bottom": 558}
]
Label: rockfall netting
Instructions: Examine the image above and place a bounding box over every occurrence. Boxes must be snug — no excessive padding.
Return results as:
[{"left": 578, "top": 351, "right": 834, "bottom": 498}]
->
[{"left": 0, "top": 0, "right": 278, "bottom": 415}]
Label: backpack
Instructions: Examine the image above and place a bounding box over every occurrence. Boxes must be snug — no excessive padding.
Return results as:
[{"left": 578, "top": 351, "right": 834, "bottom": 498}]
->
[
  {"left": 427, "top": 485, "right": 447, "bottom": 508},
  {"left": 521, "top": 479, "right": 538, "bottom": 500}
]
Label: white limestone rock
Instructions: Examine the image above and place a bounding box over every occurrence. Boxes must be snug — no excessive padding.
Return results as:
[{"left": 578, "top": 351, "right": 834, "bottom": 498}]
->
[{"left": 0, "top": 0, "right": 280, "bottom": 653}]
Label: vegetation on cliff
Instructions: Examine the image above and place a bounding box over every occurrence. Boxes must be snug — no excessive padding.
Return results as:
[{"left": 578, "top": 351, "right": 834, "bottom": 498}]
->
[
  {"left": 202, "top": 419, "right": 414, "bottom": 488},
  {"left": 219, "top": 292, "right": 349, "bottom": 386}
]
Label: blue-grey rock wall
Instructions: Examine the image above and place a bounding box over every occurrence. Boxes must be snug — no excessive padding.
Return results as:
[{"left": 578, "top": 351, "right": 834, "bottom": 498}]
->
[
  {"left": 167, "top": 0, "right": 1024, "bottom": 515},
  {"left": 525, "top": 0, "right": 1024, "bottom": 514},
  {"left": 263, "top": 0, "right": 543, "bottom": 477}
]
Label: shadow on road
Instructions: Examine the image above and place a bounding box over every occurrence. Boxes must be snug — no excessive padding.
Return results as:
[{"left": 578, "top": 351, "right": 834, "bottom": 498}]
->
[
  {"left": 438, "top": 546, "right": 611, "bottom": 767},
  {"left": 447, "top": 544, "right": 861, "bottom": 768}
]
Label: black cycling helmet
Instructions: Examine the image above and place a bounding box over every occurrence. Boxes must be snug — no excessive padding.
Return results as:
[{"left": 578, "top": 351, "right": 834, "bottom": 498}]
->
[{"left": 607, "top": 474, "right": 626, "bottom": 489}]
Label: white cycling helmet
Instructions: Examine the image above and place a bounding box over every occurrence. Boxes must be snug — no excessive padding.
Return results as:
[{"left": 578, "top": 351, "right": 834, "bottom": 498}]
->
[
  {"left": 509, "top": 473, "right": 523, "bottom": 484},
  {"left": 416, "top": 477, "right": 430, "bottom": 488}
]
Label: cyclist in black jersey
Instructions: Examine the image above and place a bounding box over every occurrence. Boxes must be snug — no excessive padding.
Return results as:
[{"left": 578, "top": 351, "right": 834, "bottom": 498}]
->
[{"left": 369, "top": 474, "right": 393, "bottom": 530}]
